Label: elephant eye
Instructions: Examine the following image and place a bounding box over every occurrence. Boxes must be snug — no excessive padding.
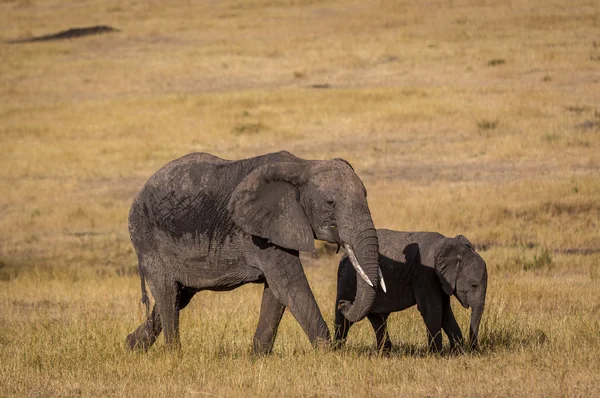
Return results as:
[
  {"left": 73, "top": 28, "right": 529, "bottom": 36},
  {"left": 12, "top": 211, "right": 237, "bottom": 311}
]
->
[
  {"left": 326, "top": 199, "right": 335, "bottom": 207},
  {"left": 471, "top": 283, "right": 478, "bottom": 288}
]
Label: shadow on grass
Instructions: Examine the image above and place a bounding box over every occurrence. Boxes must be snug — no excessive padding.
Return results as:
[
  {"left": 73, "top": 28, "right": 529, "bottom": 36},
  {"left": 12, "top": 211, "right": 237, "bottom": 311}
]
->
[
  {"left": 336, "top": 321, "right": 548, "bottom": 359},
  {"left": 477, "top": 326, "right": 548, "bottom": 354},
  {"left": 335, "top": 343, "right": 431, "bottom": 359}
]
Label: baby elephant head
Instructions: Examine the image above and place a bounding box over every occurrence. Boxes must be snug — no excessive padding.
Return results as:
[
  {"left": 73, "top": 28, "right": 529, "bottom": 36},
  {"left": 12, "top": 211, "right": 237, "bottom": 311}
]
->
[{"left": 435, "top": 235, "right": 488, "bottom": 349}]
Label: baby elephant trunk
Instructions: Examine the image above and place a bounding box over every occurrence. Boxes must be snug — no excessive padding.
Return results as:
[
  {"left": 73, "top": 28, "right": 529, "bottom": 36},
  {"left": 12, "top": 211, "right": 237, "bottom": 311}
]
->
[{"left": 469, "top": 302, "right": 485, "bottom": 349}]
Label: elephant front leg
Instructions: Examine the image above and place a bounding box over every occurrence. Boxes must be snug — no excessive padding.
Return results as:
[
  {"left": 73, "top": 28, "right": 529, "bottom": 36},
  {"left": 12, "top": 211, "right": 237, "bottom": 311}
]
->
[
  {"left": 423, "top": 314, "right": 443, "bottom": 353},
  {"left": 253, "top": 284, "right": 286, "bottom": 355},
  {"left": 416, "top": 293, "right": 443, "bottom": 353},
  {"left": 260, "top": 247, "right": 331, "bottom": 350},
  {"left": 441, "top": 294, "right": 464, "bottom": 351},
  {"left": 367, "top": 313, "right": 392, "bottom": 354}
]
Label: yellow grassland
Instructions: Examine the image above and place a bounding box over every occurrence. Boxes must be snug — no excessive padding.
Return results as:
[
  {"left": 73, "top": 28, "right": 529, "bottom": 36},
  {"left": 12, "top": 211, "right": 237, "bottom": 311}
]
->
[{"left": 1, "top": 0, "right": 599, "bottom": 396}]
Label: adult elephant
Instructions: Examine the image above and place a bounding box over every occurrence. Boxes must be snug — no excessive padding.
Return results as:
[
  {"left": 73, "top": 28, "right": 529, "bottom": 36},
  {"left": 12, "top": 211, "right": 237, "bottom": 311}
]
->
[{"left": 125, "top": 151, "right": 382, "bottom": 354}]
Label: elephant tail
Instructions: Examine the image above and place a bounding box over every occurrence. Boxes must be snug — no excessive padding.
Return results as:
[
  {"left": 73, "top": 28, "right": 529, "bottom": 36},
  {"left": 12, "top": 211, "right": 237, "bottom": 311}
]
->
[{"left": 140, "top": 270, "right": 150, "bottom": 319}]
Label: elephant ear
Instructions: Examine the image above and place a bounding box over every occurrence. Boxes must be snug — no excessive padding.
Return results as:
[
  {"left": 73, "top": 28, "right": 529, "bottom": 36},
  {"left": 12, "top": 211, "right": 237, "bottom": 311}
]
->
[
  {"left": 434, "top": 239, "right": 460, "bottom": 296},
  {"left": 454, "top": 234, "right": 473, "bottom": 249},
  {"left": 228, "top": 162, "right": 315, "bottom": 252}
]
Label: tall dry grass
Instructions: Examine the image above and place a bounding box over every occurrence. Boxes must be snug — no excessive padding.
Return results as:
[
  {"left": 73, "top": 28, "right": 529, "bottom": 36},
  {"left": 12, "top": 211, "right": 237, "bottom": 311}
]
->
[{"left": 1, "top": 0, "right": 599, "bottom": 396}]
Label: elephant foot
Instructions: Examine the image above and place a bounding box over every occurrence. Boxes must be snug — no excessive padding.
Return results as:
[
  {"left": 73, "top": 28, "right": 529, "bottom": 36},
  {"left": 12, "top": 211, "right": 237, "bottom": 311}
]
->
[
  {"left": 125, "top": 321, "right": 159, "bottom": 351},
  {"left": 425, "top": 342, "right": 443, "bottom": 354},
  {"left": 449, "top": 340, "right": 466, "bottom": 355},
  {"left": 252, "top": 336, "right": 276, "bottom": 356},
  {"left": 331, "top": 339, "right": 346, "bottom": 351},
  {"left": 314, "top": 336, "right": 331, "bottom": 352},
  {"left": 376, "top": 343, "right": 392, "bottom": 356},
  {"left": 159, "top": 341, "right": 183, "bottom": 356},
  {"left": 376, "top": 348, "right": 392, "bottom": 357}
]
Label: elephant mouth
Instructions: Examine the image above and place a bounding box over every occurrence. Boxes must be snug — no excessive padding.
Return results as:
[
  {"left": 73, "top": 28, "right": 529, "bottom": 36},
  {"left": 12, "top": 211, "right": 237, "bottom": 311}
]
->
[
  {"left": 344, "top": 244, "right": 387, "bottom": 293},
  {"left": 456, "top": 291, "right": 469, "bottom": 309},
  {"left": 315, "top": 222, "right": 342, "bottom": 245}
]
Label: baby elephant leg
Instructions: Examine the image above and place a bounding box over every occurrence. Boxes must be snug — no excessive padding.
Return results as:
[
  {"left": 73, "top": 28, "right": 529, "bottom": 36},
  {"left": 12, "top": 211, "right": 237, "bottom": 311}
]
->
[
  {"left": 441, "top": 294, "right": 464, "bottom": 350},
  {"left": 416, "top": 296, "right": 443, "bottom": 352},
  {"left": 367, "top": 313, "right": 392, "bottom": 353}
]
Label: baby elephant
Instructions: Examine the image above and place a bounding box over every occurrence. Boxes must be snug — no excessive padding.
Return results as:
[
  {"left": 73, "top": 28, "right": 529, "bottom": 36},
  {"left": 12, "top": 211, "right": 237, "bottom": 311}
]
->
[{"left": 334, "top": 230, "right": 488, "bottom": 352}]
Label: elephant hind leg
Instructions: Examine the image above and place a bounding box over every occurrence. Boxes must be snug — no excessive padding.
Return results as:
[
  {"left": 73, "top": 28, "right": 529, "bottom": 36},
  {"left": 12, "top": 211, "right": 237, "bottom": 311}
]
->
[
  {"left": 126, "top": 303, "right": 162, "bottom": 351},
  {"left": 125, "top": 286, "right": 196, "bottom": 351},
  {"left": 151, "top": 279, "right": 184, "bottom": 350}
]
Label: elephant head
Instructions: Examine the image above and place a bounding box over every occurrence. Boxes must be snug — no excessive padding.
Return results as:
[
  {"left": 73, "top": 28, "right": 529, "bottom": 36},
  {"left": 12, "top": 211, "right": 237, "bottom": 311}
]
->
[
  {"left": 228, "top": 158, "right": 381, "bottom": 323},
  {"left": 434, "top": 235, "right": 488, "bottom": 349}
]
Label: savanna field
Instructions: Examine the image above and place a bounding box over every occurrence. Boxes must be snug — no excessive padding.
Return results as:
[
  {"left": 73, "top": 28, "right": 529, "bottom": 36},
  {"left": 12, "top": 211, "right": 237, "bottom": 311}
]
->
[{"left": 1, "top": 0, "right": 599, "bottom": 396}]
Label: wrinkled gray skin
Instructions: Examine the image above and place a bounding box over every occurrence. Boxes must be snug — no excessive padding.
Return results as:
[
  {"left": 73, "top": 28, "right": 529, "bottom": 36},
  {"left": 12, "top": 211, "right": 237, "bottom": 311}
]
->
[
  {"left": 334, "top": 230, "right": 487, "bottom": 353},
  {"left": 125, "top": 151, "right": 380, "bottom": 354}
]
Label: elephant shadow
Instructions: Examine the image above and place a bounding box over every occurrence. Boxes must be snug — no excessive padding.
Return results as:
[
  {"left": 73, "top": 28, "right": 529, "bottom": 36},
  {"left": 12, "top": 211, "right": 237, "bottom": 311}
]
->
[
  {"left": 337, "top": 343, "right": 462, "bottom": 358},
  {"left": 476, "top": 325, "right": 548, "bottom": 354},
  {"left": 380, "top": 343, "right": 431, "bottom": 358},
  {"left": 379, "top": 327, "right": 549, "bottom": 357}
]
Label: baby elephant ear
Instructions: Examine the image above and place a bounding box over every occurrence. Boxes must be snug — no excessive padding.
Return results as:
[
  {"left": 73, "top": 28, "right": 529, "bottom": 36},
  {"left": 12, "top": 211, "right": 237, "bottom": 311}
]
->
[
  {"left": 454, "top": 234, "right": 473, "bottom": 249},
  {"left": 228, "top": 163, "right": 315, "bottom": 252},
  {"left": 435, "top": 239, "right": 459, "bottom": 296}
]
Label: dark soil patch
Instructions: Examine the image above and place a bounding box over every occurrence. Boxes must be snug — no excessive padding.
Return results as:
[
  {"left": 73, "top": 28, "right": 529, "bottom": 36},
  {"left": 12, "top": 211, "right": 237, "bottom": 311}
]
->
[
  {"left": 474, "top": 241, "right": 600, "bottom": 255},
  {"left": 575, "top": 120, "right": 599, "bottom": 131},
  {"left": 309, "top": 83, "right": 331, "bottom": 89},
  {"left": 8, "top": 25, "right": 119, "bottom": 43}
]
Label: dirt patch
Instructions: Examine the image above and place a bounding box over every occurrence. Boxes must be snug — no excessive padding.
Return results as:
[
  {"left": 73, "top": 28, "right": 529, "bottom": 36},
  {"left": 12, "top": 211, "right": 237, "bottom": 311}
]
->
[
  {"left": 473, "top": 241, "right": 600, "bottom": 256},
  {"left": 79, "top": 175, "right": 146, "bottom": 202},
  {"left": 575, "top": 120, "right": 599, "bottom": 131},
  {"left": 362, "top": 161, "right": 527, "bottom": 184},
  {"left": 8, "top": 25, "right": 119, "bottom": 43}
]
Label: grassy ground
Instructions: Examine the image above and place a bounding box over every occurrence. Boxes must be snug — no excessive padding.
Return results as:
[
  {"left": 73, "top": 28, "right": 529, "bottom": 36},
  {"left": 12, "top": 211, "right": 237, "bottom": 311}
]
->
[{"left": 1, "top": 0, "right": 599, "bottom": 396}]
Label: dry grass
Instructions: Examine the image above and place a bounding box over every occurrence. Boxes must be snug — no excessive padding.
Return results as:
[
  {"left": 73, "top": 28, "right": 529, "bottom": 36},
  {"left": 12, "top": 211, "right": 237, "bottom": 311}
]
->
[{"left": 1, "top": 0, "right": 599, "bottom": 396}]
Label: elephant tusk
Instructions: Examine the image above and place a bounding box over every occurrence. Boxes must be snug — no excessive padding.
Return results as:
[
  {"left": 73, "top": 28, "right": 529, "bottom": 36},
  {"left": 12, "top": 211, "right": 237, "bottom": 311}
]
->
[
  {"left": 378, "top": 267, "right": 387, "bottom": 293},
  {"left": 344, "top": 244, "right": 374, "bottom": 288}
]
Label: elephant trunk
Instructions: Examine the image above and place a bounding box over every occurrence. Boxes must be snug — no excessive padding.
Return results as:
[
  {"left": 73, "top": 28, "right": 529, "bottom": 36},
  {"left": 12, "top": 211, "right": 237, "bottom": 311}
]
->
[
  {"left": 337, "top": 212, "right": 380, "bottom": 323},
  {"left": 469, "top": 302, "right": 485, "bottom": 349}
]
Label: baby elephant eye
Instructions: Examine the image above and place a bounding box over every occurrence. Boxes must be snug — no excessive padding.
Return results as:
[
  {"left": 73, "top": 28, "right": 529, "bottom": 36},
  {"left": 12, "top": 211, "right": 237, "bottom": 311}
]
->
[
  {"left": 471, "top": 284, "right": 478, "bottom": 289},
  {"left": 326, "top": 199, "right": 335, "bottom": 207}
]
